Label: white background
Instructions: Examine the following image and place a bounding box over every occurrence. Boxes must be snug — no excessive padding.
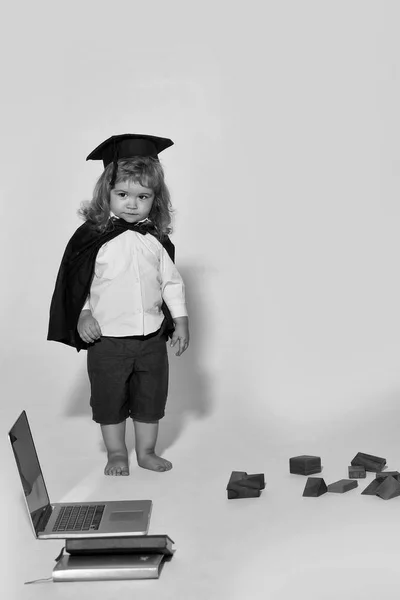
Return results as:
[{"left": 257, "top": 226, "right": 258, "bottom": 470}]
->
[{"left": 2, "top": 1, "right": 400, "bottom": 598}]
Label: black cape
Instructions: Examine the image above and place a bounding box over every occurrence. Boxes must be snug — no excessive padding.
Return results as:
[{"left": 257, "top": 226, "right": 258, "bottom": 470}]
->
[{"left": 47, "top": 220, "right": 176, "bottom": 351}]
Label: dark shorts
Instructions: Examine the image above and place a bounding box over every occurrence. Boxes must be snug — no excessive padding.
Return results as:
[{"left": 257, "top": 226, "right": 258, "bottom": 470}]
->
[{"left": 87, "top": 328, "right": 169, "bottom": 425}]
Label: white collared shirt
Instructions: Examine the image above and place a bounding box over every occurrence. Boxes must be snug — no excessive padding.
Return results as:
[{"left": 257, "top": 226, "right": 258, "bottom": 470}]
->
[{"left": 82, "top": 217, "right": 187, "bottom": 336}]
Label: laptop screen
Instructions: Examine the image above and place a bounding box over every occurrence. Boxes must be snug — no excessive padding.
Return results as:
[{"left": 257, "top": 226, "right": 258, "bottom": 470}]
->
[{"left": 8, "top": 411, "right": 50, "bottom": 525}]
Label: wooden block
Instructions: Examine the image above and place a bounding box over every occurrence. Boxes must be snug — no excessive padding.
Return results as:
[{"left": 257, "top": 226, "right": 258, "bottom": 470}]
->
[
  {"left": 240, "top": 474, "right": 265, "bottom": 490},
  {"left": 227, "top": 485, "right": 262, "bottom": 499},
  {"left": 226, "top": 471, "right": 247, "bottom": 489},
  {"left": 226, "top": 471, "right": 265, "bottom": 499},
  {"left": 351, "top": 452, "right": 386, "bottom": 472},
  {"left": 302, "top": 477, "right": 327, "bottom": 497},
  {"left": 348, "top": 465, "right": 366, "bottom": 479},
  {"left": 361, "top": 477, "right": 386, "bottom": 495},
  {"left": 375, "top": 471, "right": 400, "bottom": 480},
  {"left": 375, "top": 476, "right": 400, "bottom": 500},
  {"left": 327, "top": 479, "right": 358, "bottom": 493},
  {"left": 290, "top": 455, "right": 322, "bottom": 475}
]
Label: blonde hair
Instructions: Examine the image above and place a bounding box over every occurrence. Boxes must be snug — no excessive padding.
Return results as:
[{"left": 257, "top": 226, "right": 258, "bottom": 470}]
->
[{"left": 79, "top": 157, "right": 174, "bottom": 238}]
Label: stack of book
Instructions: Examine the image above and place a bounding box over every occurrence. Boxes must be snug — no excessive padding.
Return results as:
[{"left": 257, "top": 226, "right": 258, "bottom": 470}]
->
[{"left": 53, "top": 535, "right": 175, "bottom": 582}]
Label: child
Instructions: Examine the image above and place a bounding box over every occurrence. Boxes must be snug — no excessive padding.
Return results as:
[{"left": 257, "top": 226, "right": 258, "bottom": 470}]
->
[{"left": 48, "top": 134, "right": 189, "bottom": 475}]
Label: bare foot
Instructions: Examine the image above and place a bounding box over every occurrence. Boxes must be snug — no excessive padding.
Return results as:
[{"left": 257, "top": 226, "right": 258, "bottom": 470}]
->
[
  {"left": 137, "top": 453, "right": 172, "bottom": 472},
  {"left": 104, "top": 452, "right": 129, "bottom": 476}
]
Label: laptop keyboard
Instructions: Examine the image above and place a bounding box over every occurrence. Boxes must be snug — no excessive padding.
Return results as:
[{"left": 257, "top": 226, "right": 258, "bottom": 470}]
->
[{"left": 52, "top": 505, "right": 105, "bottom": 532}]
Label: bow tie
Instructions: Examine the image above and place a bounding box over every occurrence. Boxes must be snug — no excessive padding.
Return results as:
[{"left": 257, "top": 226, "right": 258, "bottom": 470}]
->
[{"left": 112, "top": 218, "right": 157, "bottom": 236}]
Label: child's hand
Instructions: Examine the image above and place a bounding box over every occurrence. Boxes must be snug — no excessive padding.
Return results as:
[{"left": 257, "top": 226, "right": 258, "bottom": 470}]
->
[
  {"left": 77, "top": 310, "right": 102, "bottom": 343},
  {"left": 170, "top": 317, "right": 190, "bottom": 356}
]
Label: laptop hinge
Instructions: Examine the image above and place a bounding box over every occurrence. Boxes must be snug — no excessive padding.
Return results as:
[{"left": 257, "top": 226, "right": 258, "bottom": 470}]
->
[{"left": 34, "top": 504, "right": 53, "bottom": 534}]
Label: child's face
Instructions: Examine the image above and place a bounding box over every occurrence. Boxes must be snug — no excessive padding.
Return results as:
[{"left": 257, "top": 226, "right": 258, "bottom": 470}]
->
[{"left": 110, "top": 179, "right": 155, "bottom": 223}]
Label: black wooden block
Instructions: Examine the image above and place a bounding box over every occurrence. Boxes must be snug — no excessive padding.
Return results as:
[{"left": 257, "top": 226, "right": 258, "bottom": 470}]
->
[
  {"left": 302, "top": 477, "right": 327, "bottom": 497},
  {"left": 227, "top": 485, "right": 261, "bottom": 499},
  {"left": 348, "top": 465, "right": 366, "bottom": 479},
  {"left": 375, "top": 471, "right": 400, "bottom": 480},
  {"left": 327, "top": 479, "right": 358, "bottom": 493},
  {"left": 226, "top": 471, "right": 265, "bottom": 499},
  {"left": 290, "top": 455, "right": 322, "bottom": 475},
  {"left": 351, "top": 452, "right": 386, "bottom": 472},
  {"left": 375, "top": 476, "right": 400, "bottom": 500},
  {"left": 361, "top": 477, "right": 386, "bottom": 495},
  {"left": 239, "top": 474, "right": 265, "bottom": 490},
  {"left": 227, "top": 471, "right": 247, "bottom": 488}
]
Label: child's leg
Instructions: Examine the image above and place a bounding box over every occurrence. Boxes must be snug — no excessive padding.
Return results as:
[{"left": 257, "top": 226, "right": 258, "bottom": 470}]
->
[
  {"left": 101, "top": 421, "right": 129, "bottom": 476},
  {"left": 134, "top": 420, "right": 172, "bottom": 472},
  {"left": 88, "top": 337, "right": 135, "bottom": 476}
]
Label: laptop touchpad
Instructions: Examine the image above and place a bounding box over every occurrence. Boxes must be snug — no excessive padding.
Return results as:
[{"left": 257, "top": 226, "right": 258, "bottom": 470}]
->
[{"left": 109, "top": 511, "right": 143, "bottom": 522}]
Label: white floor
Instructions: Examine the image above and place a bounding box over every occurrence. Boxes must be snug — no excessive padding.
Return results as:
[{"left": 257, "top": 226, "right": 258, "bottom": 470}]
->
[{"left": 4, "top": 403, "right": 400, "bottom": 600}]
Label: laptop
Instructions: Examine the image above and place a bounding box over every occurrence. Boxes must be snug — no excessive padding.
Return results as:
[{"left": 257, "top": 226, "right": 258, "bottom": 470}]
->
[{"left": 8, "top": 411, "right": 152, "bottom": 539}]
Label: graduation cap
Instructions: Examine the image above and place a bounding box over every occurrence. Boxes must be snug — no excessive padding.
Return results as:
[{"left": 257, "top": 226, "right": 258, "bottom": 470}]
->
[{"left": 86, "top": 134, "right": 173, "bottom": 188}]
